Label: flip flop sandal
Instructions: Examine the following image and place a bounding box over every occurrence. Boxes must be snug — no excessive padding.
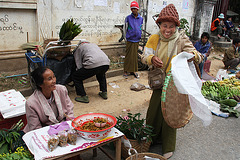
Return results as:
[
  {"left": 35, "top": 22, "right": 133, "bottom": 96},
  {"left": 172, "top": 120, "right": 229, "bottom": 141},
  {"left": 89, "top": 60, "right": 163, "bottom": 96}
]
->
[
  {"left": 123, "top": 74, "right": 128, "bottom": 79},
  {"left": 133, "top": 73, "right": 139, "bottom": 79}
]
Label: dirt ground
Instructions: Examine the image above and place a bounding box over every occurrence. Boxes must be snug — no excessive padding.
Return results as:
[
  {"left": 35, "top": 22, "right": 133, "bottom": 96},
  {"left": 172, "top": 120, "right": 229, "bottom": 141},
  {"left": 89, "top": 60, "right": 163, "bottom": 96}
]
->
[
  {"left": 0, "top": 47, "right": 226, "bottom": 118},
  {"left": 1, "top": 48, "right": 237, "bottom": 160},
  {"left": 68, "top": 72, "right": 153, "bottom": 118},
  {"left": 206, "top": 47, "right": 225, "bottom": 77},
  {"left": 68, "top": 47, "right": 226, "bottom": 118}
]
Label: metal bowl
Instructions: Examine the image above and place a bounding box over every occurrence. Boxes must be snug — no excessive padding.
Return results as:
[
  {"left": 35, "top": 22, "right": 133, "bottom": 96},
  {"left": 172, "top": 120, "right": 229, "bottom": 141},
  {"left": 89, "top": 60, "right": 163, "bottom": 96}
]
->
[{"left": 72, "top": 113, "right": 117, "bottom": 140}]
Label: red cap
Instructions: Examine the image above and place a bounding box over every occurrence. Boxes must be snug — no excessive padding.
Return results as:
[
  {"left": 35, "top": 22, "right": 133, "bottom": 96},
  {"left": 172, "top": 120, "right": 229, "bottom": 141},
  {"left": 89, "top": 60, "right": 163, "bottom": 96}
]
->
[{"left": 130, "top": 1, "right": 139, "bottom": 10}]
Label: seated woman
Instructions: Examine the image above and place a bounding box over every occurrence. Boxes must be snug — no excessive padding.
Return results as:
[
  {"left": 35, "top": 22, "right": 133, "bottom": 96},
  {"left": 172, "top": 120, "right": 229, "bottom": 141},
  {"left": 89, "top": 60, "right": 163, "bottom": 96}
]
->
[{"left": 23, "top": 66, "right": 74, "bottom": 133}]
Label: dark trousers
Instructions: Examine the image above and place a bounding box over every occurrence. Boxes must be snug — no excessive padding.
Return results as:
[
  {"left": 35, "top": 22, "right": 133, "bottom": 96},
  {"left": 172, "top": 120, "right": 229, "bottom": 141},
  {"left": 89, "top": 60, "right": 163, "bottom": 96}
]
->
[
  {"left": 146, "top": 89, "right": 176, "bottom": 154},
  {"left": 212, "top": 26, "right": 225, "bottom": 36},
  {"left": 72, "top": 65, "right": 109, "bottom": 96},
  {"left": 223, "top": 58, "right": 240, "bottom": 69}
]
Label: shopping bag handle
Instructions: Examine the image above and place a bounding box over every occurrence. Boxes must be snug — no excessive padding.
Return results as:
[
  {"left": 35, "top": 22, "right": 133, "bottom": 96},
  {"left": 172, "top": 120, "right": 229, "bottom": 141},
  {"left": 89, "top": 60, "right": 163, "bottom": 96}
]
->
[{"left": 128, "top": 148, "right": 138, "bottom": 160}]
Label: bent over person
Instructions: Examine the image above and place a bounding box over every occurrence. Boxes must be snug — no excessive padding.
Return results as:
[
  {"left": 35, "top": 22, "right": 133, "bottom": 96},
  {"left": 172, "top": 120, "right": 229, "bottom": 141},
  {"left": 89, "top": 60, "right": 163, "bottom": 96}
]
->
[
  {"left": 142, "top": 4, "right": 202, "bottom": 159},
  {"left": 24, "top": 67, "right": 74, "bottom": 133},
  {"left": 72, "top": 42, "right": 110, "bottom": 103}
]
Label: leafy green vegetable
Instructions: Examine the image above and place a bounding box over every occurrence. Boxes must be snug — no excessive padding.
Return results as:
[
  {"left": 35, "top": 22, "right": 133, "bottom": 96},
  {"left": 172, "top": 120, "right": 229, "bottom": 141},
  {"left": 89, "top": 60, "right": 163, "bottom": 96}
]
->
[
  {"left": 219, "top": 99, "right": 238, "bottom": 107},
  {"left": 180, "top": 18, "right": 190, "bottom": 36},
  {"left": 220, "top": 104, "right": 240, "bottom": 118},
  {"left": 115, "top": 112, "right": 155, "bottom": 143},
  {"left": 0, "top": 120, "right": 23, "bottom": 154},
  {"left": 59, "top": 18, "right": 82, "bottom": 44}
]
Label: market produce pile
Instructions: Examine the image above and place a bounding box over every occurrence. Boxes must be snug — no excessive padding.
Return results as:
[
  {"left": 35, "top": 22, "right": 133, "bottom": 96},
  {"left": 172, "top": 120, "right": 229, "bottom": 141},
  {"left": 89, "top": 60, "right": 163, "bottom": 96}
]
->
[{"left": 201, "top": 76, "right": 240, "bottom": 117}]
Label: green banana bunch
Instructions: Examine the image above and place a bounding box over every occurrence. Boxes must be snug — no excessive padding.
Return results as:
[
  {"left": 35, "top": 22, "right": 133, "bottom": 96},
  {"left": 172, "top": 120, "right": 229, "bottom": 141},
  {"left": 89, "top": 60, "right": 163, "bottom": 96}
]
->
[{"left": 201, "top": 81, "right": 238, "bottom": 101}]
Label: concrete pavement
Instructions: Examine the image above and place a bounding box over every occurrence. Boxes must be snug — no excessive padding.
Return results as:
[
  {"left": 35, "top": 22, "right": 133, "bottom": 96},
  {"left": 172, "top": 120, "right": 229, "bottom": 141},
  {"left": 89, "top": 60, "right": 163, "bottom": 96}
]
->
[
  {"left": 20, "top": 69, "right": 240, "bottom": 160},
  {"left": 79, "top": 110, "right": 240, "bottom": 160},
  {"left": 67, "top": 72, "right": 240, "bottom": 160}
]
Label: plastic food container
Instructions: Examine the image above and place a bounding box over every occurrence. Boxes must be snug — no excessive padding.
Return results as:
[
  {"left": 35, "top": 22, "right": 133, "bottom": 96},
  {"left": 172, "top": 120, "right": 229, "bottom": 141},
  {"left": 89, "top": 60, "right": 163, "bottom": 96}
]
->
[{"left": 72, "top": 113, "right": 117, "bottom": 140}]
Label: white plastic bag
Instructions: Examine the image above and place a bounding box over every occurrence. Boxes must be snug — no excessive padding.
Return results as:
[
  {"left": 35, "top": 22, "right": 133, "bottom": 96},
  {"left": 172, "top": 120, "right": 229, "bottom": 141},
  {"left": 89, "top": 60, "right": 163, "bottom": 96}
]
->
[
  {"left": 130, "top": 82, "right": 146, "bottom": 91},
  {"left": 121, "top": 136, "right": 132, "bottom": 148},
  {"left": 171, "top": 52, "right": 212, "bottom": 126},
  {"left": 205, "top": 99, "right": 229, "bottom": 118},
  {"left": 216, "top": 69, "right": 228, "bottom": 81}
]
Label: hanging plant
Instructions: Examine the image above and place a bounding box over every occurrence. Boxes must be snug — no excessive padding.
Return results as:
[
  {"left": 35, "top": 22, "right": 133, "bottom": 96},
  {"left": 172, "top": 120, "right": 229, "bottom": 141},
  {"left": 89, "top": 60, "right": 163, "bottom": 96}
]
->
[{"left": 180, "top": 18, "right": 190, "bottom": 37}]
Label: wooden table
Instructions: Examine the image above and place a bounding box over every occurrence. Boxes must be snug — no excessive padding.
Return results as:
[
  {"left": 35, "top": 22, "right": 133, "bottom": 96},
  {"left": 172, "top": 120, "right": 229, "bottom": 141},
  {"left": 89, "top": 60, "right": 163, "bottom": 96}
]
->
[
  {"left": 46, "top": 135, "right": 123, "bottom": 160},
  {"left": 23, "top": 122, "right": 124, "bottom": 160}
]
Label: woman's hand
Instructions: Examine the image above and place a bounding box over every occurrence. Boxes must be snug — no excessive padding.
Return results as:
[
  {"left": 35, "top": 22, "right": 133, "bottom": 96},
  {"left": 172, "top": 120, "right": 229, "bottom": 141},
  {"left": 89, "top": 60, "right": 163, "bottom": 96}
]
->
[
  {"left": 152, "top": 56, "right": 163, "bottom": 68},
  {"left": 187, "top": 57, "right": 195, "bottom": 62},
  {"left": 205, "top": 53, "right": 210, "bottom": 57},
  {"left": 188, "top": 52, "right": 197, "bottom": 62}
]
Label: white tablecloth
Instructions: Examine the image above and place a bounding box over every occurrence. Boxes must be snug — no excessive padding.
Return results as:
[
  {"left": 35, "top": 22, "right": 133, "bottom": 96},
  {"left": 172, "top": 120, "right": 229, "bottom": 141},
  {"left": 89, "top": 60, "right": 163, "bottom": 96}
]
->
[{"left": 23, "top": 121, "right": 123, "bottom": 160}]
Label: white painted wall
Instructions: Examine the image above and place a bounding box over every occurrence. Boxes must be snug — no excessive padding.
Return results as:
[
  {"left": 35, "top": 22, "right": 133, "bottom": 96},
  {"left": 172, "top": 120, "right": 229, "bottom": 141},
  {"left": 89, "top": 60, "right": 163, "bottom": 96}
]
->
[
  {"left": 34, "top": 0, "right": 131, "bottom": 44},
  {"left": 0, "top": 0, "right": 197, "bottom": 52},
  {"left": 146, "top": 0, "right": 196, "bottom": 35},
  {"left": 0, "top": 9, "right": 37, "bottom": 50}
]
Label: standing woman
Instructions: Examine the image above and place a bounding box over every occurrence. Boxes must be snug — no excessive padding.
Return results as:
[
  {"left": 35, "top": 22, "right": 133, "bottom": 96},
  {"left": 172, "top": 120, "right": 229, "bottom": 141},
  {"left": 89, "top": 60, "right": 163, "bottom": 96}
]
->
[
  {"left": 123, "top": 1, "right": 143, "bottom": 79},
  {"left": 24, "top": 66, "right": 74, "bottom": 133},
  {"left": 142, "top": 4, "right": 202, "bottom": 159}
]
